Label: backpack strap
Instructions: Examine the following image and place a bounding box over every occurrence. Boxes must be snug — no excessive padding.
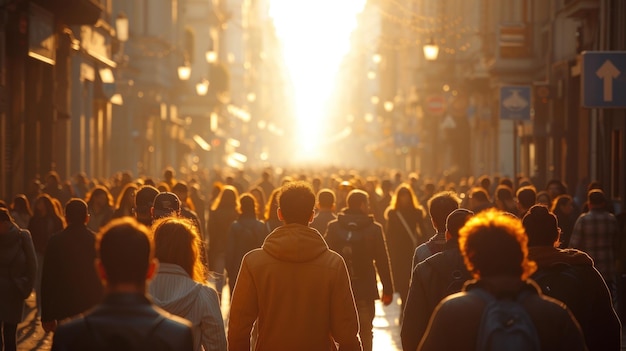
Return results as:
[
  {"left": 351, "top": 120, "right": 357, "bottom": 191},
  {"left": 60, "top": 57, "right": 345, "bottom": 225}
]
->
[{"left": 397, "top": 211, "right": 418, "bottom": 247}]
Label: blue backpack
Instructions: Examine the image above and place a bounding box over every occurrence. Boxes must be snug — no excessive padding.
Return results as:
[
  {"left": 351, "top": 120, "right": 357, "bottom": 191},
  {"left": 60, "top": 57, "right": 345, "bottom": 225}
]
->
[{"left": 471, "top": 288, "right": 541, "bottom": 351}]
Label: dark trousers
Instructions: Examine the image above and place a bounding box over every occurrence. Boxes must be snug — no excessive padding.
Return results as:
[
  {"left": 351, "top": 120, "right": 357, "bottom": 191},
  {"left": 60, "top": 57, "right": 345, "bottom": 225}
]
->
[
  {"left": 355, "top": 299, "right": 375, "bottom": 351},
  {"left": 1, "top": 322, "right": 17, "bottom": 351}
]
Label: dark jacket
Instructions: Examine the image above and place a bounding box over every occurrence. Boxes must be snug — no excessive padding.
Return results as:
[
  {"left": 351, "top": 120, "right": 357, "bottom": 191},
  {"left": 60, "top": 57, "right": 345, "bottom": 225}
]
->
[
  {"left": 225, "top": 216, "right": 268, "bottom": 291},
  {"left": 0, "top": 224, "right": 37, "bottom": 323},
  {"left": 385, "top": 207, "right": 427, "bottom": 299},
  {"left": 402, "top": 240, "right": 470, "bottom": 351},
  {"left": 529, "top": 246, "right": 621, "bottom": 351},
  {"left": 418, "top": 277, "right": 586, "bottom": 351},
  {"left": 28, "top": 215, "right": 64, "bottom": 255},
  {"left": 325, "top": 209, "right": 394, "bottom": 301},
  {"left": 51, "top": 293, "right": 193, "bottom": 351},
  {"left": 41, "top": 223, "right": 104, "bottom": 322},
  {"left": 207, "top": 208, "right": 238, "bottom": 259},
  {"left": 310, "top": 209, "right": 337, "bottom": 235}
]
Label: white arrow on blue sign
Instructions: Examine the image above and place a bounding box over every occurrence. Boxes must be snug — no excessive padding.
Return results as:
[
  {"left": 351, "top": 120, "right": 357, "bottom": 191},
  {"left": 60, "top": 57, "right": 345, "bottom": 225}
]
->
[{"left": 582, "top": 51, "right": 626, "bottom": 108}]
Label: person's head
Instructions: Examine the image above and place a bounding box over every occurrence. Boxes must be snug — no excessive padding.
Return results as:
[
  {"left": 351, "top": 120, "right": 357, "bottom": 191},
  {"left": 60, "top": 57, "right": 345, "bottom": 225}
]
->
[
  {"left": 587, "top": 189, "right": 606, "bottom": 210},
  {"left": 516, "top": 185, "right": 537, "bottom": 211},
  {"left": 277, "top": 181, "right": 315, "bottom": 225},
  {"left": 316, "top": 188, "right": 336, "bottom": 210},
  {"left": 152, "top": 192, "right": 181, "bottom": 219},
  {"left": 468, "top": 187, "right": 490, "bottom": 209},
  {"left": 390, "top": 183, "right": 420, "bottom": 210},
  {"left": 151, "top": 217, "right": 206, "bottom": 283},
  {"left": 10, "top": 194, "right": 32, "bottom": 216},
  {"left": 33, "top": 194, "right": 59, "bottom": 217},
  {"left": 0, "top": 207, "right": 16, "bottom": 234},
  {"left": 239, "top": 193, "right": 257, "bottom": 218},
  {"left": 86, "top": 186, "right": 114, "bottom": 209},
  {"left": 135, "top": 185, "right": 159, "bottom": 217},
  {"left": 163, "top": 167, "right": 175, "bottom": 183},
  {"left": 551, "top": 194, "right": 574, "bottom": 216},
  {"left": 459, "top": 209, "right": 536, "bottom": 280},
  {"left": 211, "top": 185, "right": 240, "bottom": 212},
  {"left": 64, "top": 198, "right": 89, "bottom": 226},
  {"left": 265, "top": 188, "right": 281, "bottom": 221},
  {"left": 115, "top": 183, "right": 138, "bottom": 210},
  {"left": 546, "top": 179, "right": 567, "bottom": 200},
  {"left": 346, "top": 189, "right": 369, "bottom": 213},
  {"left": 522, "top": 205, "right": 560, "bottom": 247},
  {"left": 172, "top": 181, "right": 189, "bottom": 203},
  {"left": 499, "top": 177, "right": 514, "bottom": 190},
  {"left": 478, "top": 175, "right": 491, "bottom": 192},
  {"left": 96, "top": 217, "right": 155, "bottom": 290},
  {"left": 428, "top": 191, "right": 461, "bottom": 232},
  {"left": 536, "top": 190, "right": 551, "bottom": 206},
  {"left": 46, "top": 170, "right": 61, "bottom": 188},
  {"left": 445, "top": 208, "right": 474, "bottom": 241},
  {"left": 495, "top": 185, "right": 514, "bottom": 206}
]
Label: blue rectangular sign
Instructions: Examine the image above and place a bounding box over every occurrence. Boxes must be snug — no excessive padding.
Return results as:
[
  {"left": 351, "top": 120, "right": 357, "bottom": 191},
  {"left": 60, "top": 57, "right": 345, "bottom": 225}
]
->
[
  {"left": 500, "top": 86, "right": 531, "bottom": 120},
  {"left": 582, "top": 51, "right": 626, "bottom": 108}
]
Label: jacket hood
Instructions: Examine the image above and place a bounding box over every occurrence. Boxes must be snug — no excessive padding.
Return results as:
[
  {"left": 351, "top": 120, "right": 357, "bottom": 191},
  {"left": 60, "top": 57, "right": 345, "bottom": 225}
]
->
[
  {"left": 336, "top": 211, "right": 375, "bottom": 231},
  {"left": 262, "top": 223, "right": 329, "bottom": 263},
  {"left": 149, "top": 263, "right": 202, "bottom": 315},
  {"left": 528, "top": 246, "right": 593, "bottom": 267},
  {"left": 0, "top": 225, "right": 23, "bottom": 266}
]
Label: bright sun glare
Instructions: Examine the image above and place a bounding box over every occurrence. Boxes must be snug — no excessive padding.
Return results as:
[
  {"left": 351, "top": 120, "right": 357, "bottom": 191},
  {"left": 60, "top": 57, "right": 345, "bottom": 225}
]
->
[{"left": 269, "top": 0, "right": 366, "bottom": 160}]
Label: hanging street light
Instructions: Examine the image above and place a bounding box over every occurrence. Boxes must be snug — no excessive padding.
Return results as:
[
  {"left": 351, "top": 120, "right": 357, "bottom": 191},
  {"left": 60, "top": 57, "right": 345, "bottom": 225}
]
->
[{"left": 423, "top": 37, "right": 439, "bottom": 61}]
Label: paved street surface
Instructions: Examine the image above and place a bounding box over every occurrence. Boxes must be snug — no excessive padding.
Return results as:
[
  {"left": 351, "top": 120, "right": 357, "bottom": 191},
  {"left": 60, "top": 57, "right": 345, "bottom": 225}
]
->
[{"left": 17, "top": 289, "right": 404, "bottom": 351}]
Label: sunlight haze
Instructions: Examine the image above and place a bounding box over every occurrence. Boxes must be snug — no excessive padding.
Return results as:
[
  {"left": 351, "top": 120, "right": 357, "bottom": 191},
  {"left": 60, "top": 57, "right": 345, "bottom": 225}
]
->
[{"left": 269, "top": 0, "right": 367, "bottom": 160}]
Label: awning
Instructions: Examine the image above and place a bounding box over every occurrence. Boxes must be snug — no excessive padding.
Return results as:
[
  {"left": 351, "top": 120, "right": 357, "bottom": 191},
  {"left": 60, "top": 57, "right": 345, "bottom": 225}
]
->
[{"left": 35, "top": 0, "right": 103, "bottom": 25}]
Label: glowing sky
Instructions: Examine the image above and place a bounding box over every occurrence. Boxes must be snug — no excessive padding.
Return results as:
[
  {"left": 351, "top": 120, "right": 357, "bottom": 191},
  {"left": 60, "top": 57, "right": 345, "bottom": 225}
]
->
[{"left": 269, "top": 0, "right": 366, "bottom": 159}]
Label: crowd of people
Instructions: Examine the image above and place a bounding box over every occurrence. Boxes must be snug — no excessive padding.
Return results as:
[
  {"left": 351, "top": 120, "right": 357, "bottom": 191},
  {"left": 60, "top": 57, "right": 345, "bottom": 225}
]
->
[{"left": 0, "top": 165, "right": 624, "bottom": 350}]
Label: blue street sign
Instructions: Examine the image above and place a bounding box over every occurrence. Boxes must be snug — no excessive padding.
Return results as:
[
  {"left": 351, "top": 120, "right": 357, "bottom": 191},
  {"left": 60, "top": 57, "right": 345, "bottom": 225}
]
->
[
  {"left": 500, "top": 86, "right": 531, "bottom": 120},
  {"left": 582, "top": 51, "right": 626, "bottom": 108}
]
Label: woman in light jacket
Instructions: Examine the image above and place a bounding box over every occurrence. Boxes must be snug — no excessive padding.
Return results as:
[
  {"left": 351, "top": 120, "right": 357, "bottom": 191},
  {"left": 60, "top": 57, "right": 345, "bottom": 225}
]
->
[{"left": 149, "top": 217, "right": 227, "bottom": 351}]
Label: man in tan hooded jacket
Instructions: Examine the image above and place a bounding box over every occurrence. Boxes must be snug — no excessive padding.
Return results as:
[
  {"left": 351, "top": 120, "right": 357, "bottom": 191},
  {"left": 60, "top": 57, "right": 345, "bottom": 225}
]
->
[{"left": 228, "top": 181, "right": 362, "bottom": 351}]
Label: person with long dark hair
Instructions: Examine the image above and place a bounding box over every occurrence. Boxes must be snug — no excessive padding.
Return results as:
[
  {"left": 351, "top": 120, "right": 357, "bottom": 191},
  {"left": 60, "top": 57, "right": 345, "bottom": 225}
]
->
[
  {"left": 9, "top": 194, "right": 32, "bottom": 229},
  {"left": 384, "top": 183, "right": 428, "bottom": 313},
  {"left": 28, "top": 194, "right": 65, "bottom": 315},
  {"left": 85, "top": 186, "right": 114, "bottom": 232},
  {"left": 207, "top": 185, "right": 240, "bottom": 298}
]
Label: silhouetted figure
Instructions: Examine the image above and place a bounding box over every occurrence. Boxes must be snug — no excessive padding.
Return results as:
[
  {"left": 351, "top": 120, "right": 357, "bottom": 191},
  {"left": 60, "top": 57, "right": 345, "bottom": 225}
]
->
[
  {"left": 41, "top": 199, "right": 103, "bottom": 333},
  {"left": 402, "top": 208, "right": 473, "bottom": 351},
  {"left": 228, "top": 182, "right": 361, "bottom": 351},
  {"left": 51, "top": 218, "right": 193, "bottom": 351},
  {"left": 412, "top": 191, "right": 460, "bottom": 267},
  {"left": 0, "top": 208, "right": 36, "bottom": 351},
  {"left": 523, "top": 205, "right": 620, "bottom": 351},
  {"left": 225, "top": 194, "right": 268, "bottom": 296},
  {"left": 418, "top": 209, "right": 585, "bottom": 350},
  {"left": 310, "top": 188, "right": 337, "bottom": 235},
  {"left": 326, "top": 189, "right": 393, "bottom": 351}
]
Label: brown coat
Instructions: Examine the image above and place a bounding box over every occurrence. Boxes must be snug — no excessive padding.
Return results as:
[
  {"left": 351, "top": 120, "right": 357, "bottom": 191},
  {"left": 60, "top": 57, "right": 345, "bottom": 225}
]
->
[{"left": 228, "top": 223, "right": 361, "bottom": 351}]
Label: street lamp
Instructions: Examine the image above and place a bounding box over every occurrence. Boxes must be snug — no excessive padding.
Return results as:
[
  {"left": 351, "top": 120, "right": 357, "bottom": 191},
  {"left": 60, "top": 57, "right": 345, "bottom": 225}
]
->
[
  {"left": 205, "top": 49, "right": 217, "bottom": 63},
  {"left": 116, "top": 12, "right": 129, "bottom": 42},
  {"left": 196, "top": 79, "right": 209, "bottom": 96},
  {"left": 177, "top": 64, "right": 191, "bottom": 81},
  {"left": 423, "top": 37, "right": 439, "bottom": 61}
]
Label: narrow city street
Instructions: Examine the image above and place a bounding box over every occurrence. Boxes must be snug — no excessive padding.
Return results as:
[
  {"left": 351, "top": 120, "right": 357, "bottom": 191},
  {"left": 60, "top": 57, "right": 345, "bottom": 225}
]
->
[{"left": 17, "top": 288, "right": 404, "bottom": 350}]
